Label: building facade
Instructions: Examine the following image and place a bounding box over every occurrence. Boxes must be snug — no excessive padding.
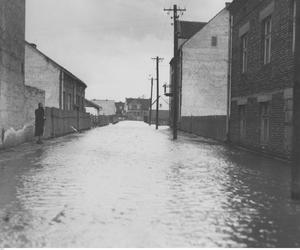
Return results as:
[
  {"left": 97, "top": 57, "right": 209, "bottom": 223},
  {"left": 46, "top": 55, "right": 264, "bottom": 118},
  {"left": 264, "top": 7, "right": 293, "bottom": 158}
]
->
[
  {"left": 0, "top": 0, "right": 45, "bottom": 149},
  {"left": 85, "top": 99, "right": 101, "bottom": 116},
  {"left": 169, "top": 7, "right": 229, "bottom": 141},
  {"left": 0, "top": 0, "right": 26, "bottom": 134},
  {"left": 91, "top": 100, "right": 116, "bottom": 116},
  {"left": 228, "top": 0, "right": 296, "bottom": 158},
  {"left": 169, "top": 21, "right": 207, "bottom": 126},
  {"left": 125, "top": 98, "right": 150, "bottom": 121},
  {"left": 115, "top": 102, "right": 126, "bottom": 117},
  {"left": 25, "top": 42, "right": 87, "bottom": 112}
]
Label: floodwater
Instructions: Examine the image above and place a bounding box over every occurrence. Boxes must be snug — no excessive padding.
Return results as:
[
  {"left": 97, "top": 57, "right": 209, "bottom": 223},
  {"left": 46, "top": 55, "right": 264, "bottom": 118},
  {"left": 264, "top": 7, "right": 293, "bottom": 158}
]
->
[{"left": 0, "top": 121, "right": 300, "bottom": 247}]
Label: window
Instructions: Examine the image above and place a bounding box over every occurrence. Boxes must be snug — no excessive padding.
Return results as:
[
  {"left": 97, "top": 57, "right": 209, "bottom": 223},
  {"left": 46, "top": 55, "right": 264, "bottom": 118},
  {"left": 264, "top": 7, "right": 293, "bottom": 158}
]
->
[
  {"left": 285, "top": 99, "right": 293, "bottom": 125},
  {"left": 239, "top": 105, "right": 246, "bottom": 140},
  {"left": 211, "top": 36, "right": 218, "bottom": 47},
  {"left": 241, "top": 34, "right": 248, "bottom": 73},
  {"left": 260, "top": 102, "right": 270, "bottom": 145},
  {"left": 130, "top": 104, "right": 137, "bottom": 110},
  {"left": 67, "top": 94, "right": 72, "bottom": 110},
  {"left": 263, "top": 16, "right": 272, "bottom": 64},
  {"left": 63, "top": 91, "right": 66, "bottom": 110},
  {"left": 76, "top": 95, "right": 80, "bottom": 106}
]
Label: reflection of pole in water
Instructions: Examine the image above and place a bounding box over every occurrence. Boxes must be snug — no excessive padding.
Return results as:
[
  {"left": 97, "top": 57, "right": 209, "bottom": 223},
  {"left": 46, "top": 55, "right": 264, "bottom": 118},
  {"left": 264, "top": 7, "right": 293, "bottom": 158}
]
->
[{"left": 292, "top": 0, "right": 300, "bottom": 200}]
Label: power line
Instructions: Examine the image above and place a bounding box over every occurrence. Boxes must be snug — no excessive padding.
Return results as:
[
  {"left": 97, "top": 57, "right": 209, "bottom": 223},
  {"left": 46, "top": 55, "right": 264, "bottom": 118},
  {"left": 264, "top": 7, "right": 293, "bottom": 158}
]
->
[
  {"left": 164, "top": 5, "right": 186, "bottom": 140},
  {"left": 151, "top": 56, "right": 164, "bottom": 130}
]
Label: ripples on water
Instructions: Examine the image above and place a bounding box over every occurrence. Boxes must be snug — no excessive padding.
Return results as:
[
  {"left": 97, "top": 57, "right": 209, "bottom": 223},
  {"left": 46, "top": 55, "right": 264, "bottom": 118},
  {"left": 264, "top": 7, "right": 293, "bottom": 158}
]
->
[{"left": 0, "top": 121, "right": 300, "bottom": 247}]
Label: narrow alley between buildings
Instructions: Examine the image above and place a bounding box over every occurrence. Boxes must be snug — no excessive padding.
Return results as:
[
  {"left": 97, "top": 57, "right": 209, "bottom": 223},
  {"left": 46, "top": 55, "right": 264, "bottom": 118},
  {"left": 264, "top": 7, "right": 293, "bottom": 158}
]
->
[{"left": 0, "top": 122, "right": 300, "bottom": 248}]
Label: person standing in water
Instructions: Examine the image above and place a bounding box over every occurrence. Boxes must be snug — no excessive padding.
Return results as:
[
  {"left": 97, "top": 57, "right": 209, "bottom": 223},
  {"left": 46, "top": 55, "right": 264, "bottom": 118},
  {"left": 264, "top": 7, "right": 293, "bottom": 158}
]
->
[{"left": 35, "top": 103, "right": 46, "bottom": 144}]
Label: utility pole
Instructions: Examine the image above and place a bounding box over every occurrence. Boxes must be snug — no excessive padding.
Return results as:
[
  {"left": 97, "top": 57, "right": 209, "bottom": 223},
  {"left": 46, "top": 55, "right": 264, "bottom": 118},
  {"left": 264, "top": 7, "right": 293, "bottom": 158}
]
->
[
  {"left": 152, "top": 56, "right": 164, "bottom": 130},
  {"left": 149, "top": 77, "right": 154, "bottom": 126},
  {"left": 164, "top": 5, "right": 186, "bottom": 140}
]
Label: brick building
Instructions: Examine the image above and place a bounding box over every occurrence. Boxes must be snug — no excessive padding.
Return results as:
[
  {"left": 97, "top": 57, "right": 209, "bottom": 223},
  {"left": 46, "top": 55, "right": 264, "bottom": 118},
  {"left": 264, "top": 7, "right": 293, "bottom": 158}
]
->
[
  {"left": 25, "top": 42, "right": 87, "bottom": 112},
  {"left": 125, "top": 98, "right": 150, "bottom": 121},
  {"left": 228, "top": 0, "right": 296, "bottom": 158},
  {"left": 0, "top": 0, "right": 45, "bottom": 149}
]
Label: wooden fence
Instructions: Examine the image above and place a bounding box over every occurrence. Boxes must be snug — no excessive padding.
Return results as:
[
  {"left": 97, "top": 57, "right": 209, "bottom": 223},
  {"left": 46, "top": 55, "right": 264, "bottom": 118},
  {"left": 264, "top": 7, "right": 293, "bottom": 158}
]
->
[{"left": 44, "top": 107, "right": 91, "bottom": 139}]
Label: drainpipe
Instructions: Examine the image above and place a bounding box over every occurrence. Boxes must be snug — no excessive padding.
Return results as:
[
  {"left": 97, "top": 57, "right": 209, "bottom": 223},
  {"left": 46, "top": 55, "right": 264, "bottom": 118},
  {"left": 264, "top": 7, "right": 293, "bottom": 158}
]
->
[
  {"left": 292, "top": 0, "right": 300, "bottom": 200},
  {"left": 59, "top": 71, "right": 63, "bottom": 109},
  {"left": 226, "top": 13, "right": 233, "bottom": 143},
  {"left": 1, "top": 128, "right": 5, "bottom": 144}
]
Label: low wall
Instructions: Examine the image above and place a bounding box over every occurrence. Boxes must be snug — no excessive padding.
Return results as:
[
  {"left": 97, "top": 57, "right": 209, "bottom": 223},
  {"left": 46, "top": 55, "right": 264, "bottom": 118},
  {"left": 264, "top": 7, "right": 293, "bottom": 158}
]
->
[
  {"left": 144, "top": 110, "right": 170, "bottom": 126},
  {"left": 91, "top": 115, "right": 110, "bottom": 127},
  {"left": 44, "top": 107, "right": 91, "bottom": 139},
  {"left": 180, "top": 116, "right": 227, "bottom": 141},
  {"left": 0, "top": 86, "right": 45, "bottom": 149}
]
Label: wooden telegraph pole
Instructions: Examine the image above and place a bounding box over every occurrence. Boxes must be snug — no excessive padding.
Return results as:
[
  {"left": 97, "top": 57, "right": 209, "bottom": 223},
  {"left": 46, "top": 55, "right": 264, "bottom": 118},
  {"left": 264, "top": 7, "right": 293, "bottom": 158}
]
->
[
  {"left": 149, "top": 77, "right": 154, "bottom": 126},
  {"left": 164, "top": 5, "right": 186, "bottom": 140},
  {"left": 152, "top": 56, "right": 164, "bottom": 130}
]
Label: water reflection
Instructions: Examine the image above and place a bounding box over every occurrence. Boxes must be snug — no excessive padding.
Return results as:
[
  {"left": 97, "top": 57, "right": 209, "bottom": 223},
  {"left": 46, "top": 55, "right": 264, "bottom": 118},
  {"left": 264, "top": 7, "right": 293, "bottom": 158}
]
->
[{"left": 0, "top": 122, "right": 299, "bottom": 247}]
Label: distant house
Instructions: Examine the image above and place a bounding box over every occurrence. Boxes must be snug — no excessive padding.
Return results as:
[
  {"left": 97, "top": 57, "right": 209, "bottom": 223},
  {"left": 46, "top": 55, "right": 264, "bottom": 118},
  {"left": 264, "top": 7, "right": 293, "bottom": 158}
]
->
[
  {"left": 85, "top": 99, "right": 102, "bottom": 116},
  {"left": 125, "top": 98, "right": 150, "bottom": 121},
  {"left": 25, "top": 42, "right": 87, "bottom": 112},
  {"left": 92, "top": 100, "right": 116, "bottom": 116},
  {"left": 115, "top": 102, "right": 126, "bottom": 117},
  {"left": 147, "top": 110, "right": 170, "bottom": 126}
]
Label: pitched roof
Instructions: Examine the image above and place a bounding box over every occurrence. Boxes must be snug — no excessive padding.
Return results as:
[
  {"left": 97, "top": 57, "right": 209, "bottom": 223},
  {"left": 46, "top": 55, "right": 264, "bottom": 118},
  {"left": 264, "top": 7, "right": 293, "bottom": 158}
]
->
[
  {"left": 92, "top": 99, "right": 116, "bottom": 115},
  {"left": 25, "top": 41, "right": 87, "bottom": 88},
  {"left": 178, "top": 21, "right": 207, "bottom": 40},
  {"left": 85, "top": 99, "right": 102, "bottom": 110}
]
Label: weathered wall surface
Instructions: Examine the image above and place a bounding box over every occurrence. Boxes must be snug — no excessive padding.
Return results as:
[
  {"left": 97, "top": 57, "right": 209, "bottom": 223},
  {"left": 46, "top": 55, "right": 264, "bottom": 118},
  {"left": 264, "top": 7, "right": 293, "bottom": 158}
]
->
[
  {"left": 146, "top": 110, "right": 170, "bottom": 125},
  {"left": 92, "top": 100, "right": 116, "bottom": 116},
  {"left": 62, "top": 72, "right": 86, "bottom": 112},
  {"left": 181, "top": 8, "right": 229, "bottom": 117},
  {"left": 24, "top": 85, "right": 45, "bottom": 124},
  {"left": 0, "top": 0, "right": 26, "bottom": 132},
  {"left": 0, "top": 0, "right": 30, "bottom": 149},
  {"left": 44, "top": 107, "right": 91, "bottom": 139},
  {"left": 180, "top": 116, "right": 227, "bottom": 141},
  {"left": 0, "top": 86, "right": 45, "bottom": 149},
  {"left": 25, "top": 44, "right": 61, "bottom": 109},
  {"left": 229, "top": 0, "right": 294, "bottom": 158},
  {"left": 91, "top": 115, "right": 110, "bottom": 127}
]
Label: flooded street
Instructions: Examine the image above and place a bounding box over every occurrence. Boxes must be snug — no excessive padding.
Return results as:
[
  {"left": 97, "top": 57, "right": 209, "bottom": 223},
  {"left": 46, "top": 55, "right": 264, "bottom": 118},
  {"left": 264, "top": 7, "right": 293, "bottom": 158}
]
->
[{"left": 0, "top": 121, "right": 300, "bottom": 247}]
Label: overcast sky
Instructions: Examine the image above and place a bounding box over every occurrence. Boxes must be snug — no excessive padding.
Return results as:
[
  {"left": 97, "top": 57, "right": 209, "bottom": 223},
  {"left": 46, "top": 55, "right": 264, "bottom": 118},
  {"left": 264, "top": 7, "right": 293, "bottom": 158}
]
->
[{"left": 26, "top": 0, "right": 229, "bottom": 105}]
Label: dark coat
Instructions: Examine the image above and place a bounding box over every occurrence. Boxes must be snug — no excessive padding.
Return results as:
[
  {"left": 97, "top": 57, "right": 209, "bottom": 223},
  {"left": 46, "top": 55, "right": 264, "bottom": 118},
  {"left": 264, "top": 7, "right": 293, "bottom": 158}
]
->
[{"left": 35, "top": 107, "right": 45, "bottom": 136}]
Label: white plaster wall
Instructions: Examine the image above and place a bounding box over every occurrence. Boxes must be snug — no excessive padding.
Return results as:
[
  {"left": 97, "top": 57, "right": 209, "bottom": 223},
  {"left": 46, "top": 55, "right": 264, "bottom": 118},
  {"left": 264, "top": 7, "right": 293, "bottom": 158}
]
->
[
  {"left": 25, "top": 44, "right": 60, "bottom": 108},
  {"left": 92, "top": 100, "right": 116, "bottom": 116},
  {"left": 181, "top": 8, "right": 229, "bottom": 117}
]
